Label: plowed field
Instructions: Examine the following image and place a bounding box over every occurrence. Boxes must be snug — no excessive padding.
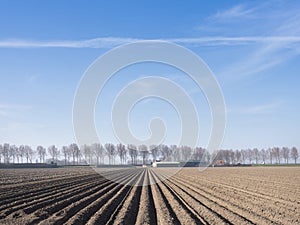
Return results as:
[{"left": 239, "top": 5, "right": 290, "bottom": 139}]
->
[{"left": 0, "top": 167, "right": 299, "bottom": 225}]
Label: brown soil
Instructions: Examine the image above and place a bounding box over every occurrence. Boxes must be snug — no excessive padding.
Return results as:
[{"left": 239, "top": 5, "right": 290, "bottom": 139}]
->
[{"left": 0, "top": 167, "right": 299, "bottom": 225}]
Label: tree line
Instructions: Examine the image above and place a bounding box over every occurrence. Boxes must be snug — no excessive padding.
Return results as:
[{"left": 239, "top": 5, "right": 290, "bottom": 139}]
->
[
  {"left": 0, "top": 143, "right": 298, "bottom": 165},
  {"left": 213, "top": 147, "right": 299, "bottom": 165}
]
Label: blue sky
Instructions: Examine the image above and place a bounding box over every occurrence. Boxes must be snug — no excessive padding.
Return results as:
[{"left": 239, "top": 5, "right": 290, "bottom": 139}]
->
[{"left": 0, "top": 0, "right": 299, "bottom": 150}]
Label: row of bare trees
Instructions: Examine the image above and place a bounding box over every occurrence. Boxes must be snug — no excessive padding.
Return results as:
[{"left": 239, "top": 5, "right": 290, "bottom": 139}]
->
[
  {"left": 0, "top": 144, "right": 34, "bottom": 164},
  {"left": 0, "top": 143, "right": 298, "bottom": 165},
  {"left": 70, "top": 144, "right": 211, "bottom": 165},
  {"left": 214, "top": 147, "right": 299, "bottom": 164}
]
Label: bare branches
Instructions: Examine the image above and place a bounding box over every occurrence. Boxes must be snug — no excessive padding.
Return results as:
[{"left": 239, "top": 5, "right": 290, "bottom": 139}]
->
[{"left": 0, "top": 143, "right": 298, "bottom": 165}]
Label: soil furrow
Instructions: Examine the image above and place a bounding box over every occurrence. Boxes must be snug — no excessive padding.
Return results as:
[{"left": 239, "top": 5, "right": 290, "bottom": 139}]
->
[
  {"left": 174, "top": 173, "right": 296, "bottom": 224},
  {"left": 110, "top": 170, "right": 145, "bottom": 225},
  {"left": 85, "top": 169, "right": 143, "bottom": 225},
  {"left": 0, "top": 174, "right": 105, "bottom": 214},
  {"left": 151, "top": 170, "right": 204, "bottom": 225},
  {"left": 29, "top": 170, "right": 136, "bottom": 224},
  {"left": 148, "top": 169, "right": 182, "bottom": 225}
]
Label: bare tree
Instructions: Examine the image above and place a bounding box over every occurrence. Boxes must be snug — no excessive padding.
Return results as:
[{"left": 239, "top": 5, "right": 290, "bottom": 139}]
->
[
  {"left": 172, "top": 145, "right": 181, "bottom": 162},
  {"left": 3, "top": 143, "right": 10, "bottom": 163},
  {"left": 9, "top": 145, "right": 18, "bottom": 163},
  {"left": 253, "top": 148, "right": 259, "bottom": 164},
  {"left": 88, "top": 145, "right": 95, "bottom": 164},
  {"left": 241, "top": 149, "right": 247, "bottom": 164},
  {"left": 211, "top": 151, "right": 219, "bottom": 164},
  {"left": 48, "top": 145, "right": 59, "bottom": 163},
  {"left": 82, "top": 144, "right": 93, "bottom": 164},
  {"left": 25, "top": 145, "right": 33, "bottom": 163},
  {"left": 281, "top": 147, "right": 290, "bottom": 164},
  {"left": 105, "top": 143, "right": 116, "bottom": 165},
  {"left": 267, "top": 148, "right": 274, "bottom": 164},
  {"left": 291, "top": 147, "right": 298, "bottom": 164},
  {"left": 149, "top": 145, "right": 159, "bottom": 162},
  {"left": 52, "top": 148, "right": 59, "bottom": 163},
  {"left": 69, "top": 143, "right": 80, "bottom": 165},
  {"left": 0, "top": 144, "right": 2, "bottom": 163},
  {"left": 229, "top": 150, "right": 235, "bottom": 164},
  {"left": 193, "top": 147, "right": 205, "bottom": 161},
  {"left": 160, "top": 145, "right": 172, "bottom": 161},
  {"left": 214, "top": 150, "right": 224, "bottom": 162},
  {"left": 92, "top": 143, "right": 105, "bottom": 166},
  {"left": 138, "top": 144, "right": 148, "bottom": 165},
  {"left": 128, "top": 144, "right": 137, "bottom": 165},
  {"left": 181, "top": 146, "right": 192, "bottom": 161},
  {"left": 69, "top": 144, "right": 76, "bottom": 165},
  {"left": 15, "top": 146, "right": 21, "bottom": 163},
  {"left": 165, "top": 145, "right": 174, "bottom": 161},
  {"left": 19, "top": 145, "right": 25, "bottom": 163},
  {"left": 123, "top": 145, "right": 128, "bottom": 164},
  {"left": 82, "top": 144, "right": 89, "bottom": 163},
  {"left": 247, "top": 149, "right": 254, "bottom": 164},
  {"left": 204, "top": 150, "right": 211, "bottom": 164},
  {"left": 273, "top": 147, "right": 281, "bottom": 164},
  {"left": 117, "top": 143, "right": 127, "bottom": 165},
  {"left": 37, "top": 146, "right": 46, "bottom": 163},
  {"left": 169, "top": 145, "right": 178, "bottom": 161},
  {"left": 235, "top": 150, "right": 241, "bottom": 163},
  {"left": 260, "top": 149, "right": 267, "bottom": 164},
  {"left": 223, "top": 150, "right": 231, "bottom": 164},
  {"left": 8, "top": 145, "right": 13, "bottom": 163},
  {"left": 61, "top": 146, "right": 69, "bottom": 165}
]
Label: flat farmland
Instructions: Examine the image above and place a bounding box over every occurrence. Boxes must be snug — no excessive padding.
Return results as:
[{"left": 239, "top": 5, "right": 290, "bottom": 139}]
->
[{"left": 0, "top": 167, "right": 299, "bottom": 225}]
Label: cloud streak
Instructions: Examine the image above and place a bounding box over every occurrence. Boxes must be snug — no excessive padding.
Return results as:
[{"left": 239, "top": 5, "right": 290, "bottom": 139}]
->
[
  {"left": 228, "top": 101, "right": 282, "bottom": 115},
  {"left": 204, "top": 1, "right": 300, "bottom": 78},
  {"left": 0, "top": 37, "right": 139, "bottom": 49},
  {"left": 0, "top": 2, "right": 299, "bottom": 80},
  {"left": 0, "top": 36, "right": 300, "bottom": 49},
  {"left": 209, "top": 4, "right": 258, "bottom": 21},
  {"left": 0, "top": 104, "right": 31, "bottom": 117}
]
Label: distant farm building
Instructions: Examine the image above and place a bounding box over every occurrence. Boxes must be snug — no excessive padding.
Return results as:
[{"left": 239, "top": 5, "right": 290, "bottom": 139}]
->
[
  {"left": 152, "top": 161, "right": 180, "bottom": 167},
  {"left": 180, "top": 160, "right": 208, "bottom": 167},
  {"left": 213, "top": 159, "right": 225, "bottom": 166}
]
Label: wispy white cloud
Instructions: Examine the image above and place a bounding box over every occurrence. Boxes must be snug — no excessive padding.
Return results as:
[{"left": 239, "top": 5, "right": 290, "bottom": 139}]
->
[
  {"left": 1, "top": 36, "right": 300, "bottom": 49},
  {"left": 28, "top": 75, "right": 40, "bottom": 83},
  {"left": 209, "top": 4, "right": 258, "bottom": 21},
  {"left": 0, "top": 2, "right": 299, "bottom": 80},
  {"left": 169, "top": 36, "right": 300, "bottom": 46},
  {"left": 0, "top": 122, "right": 33, "bottom": 132},
  {"left": 196, "top": 2, "right": 266, "bottom": 34},
  {"left": 0, "top": 104, "right": 31, "bottom": 117},
  {"left": 205, "top": 1, "right": 300, "bottom": 78},
  {"left": 0, "top": 37, "right": 139, "bottom": 49},
  {"left": 228, "top": 101, "right": 282, "bottom": 115}
]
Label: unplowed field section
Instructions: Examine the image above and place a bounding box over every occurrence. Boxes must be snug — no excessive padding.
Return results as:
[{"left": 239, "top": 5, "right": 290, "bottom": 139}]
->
[{"left": 0, "top": 167, "right": 299, "bottom": 225}]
